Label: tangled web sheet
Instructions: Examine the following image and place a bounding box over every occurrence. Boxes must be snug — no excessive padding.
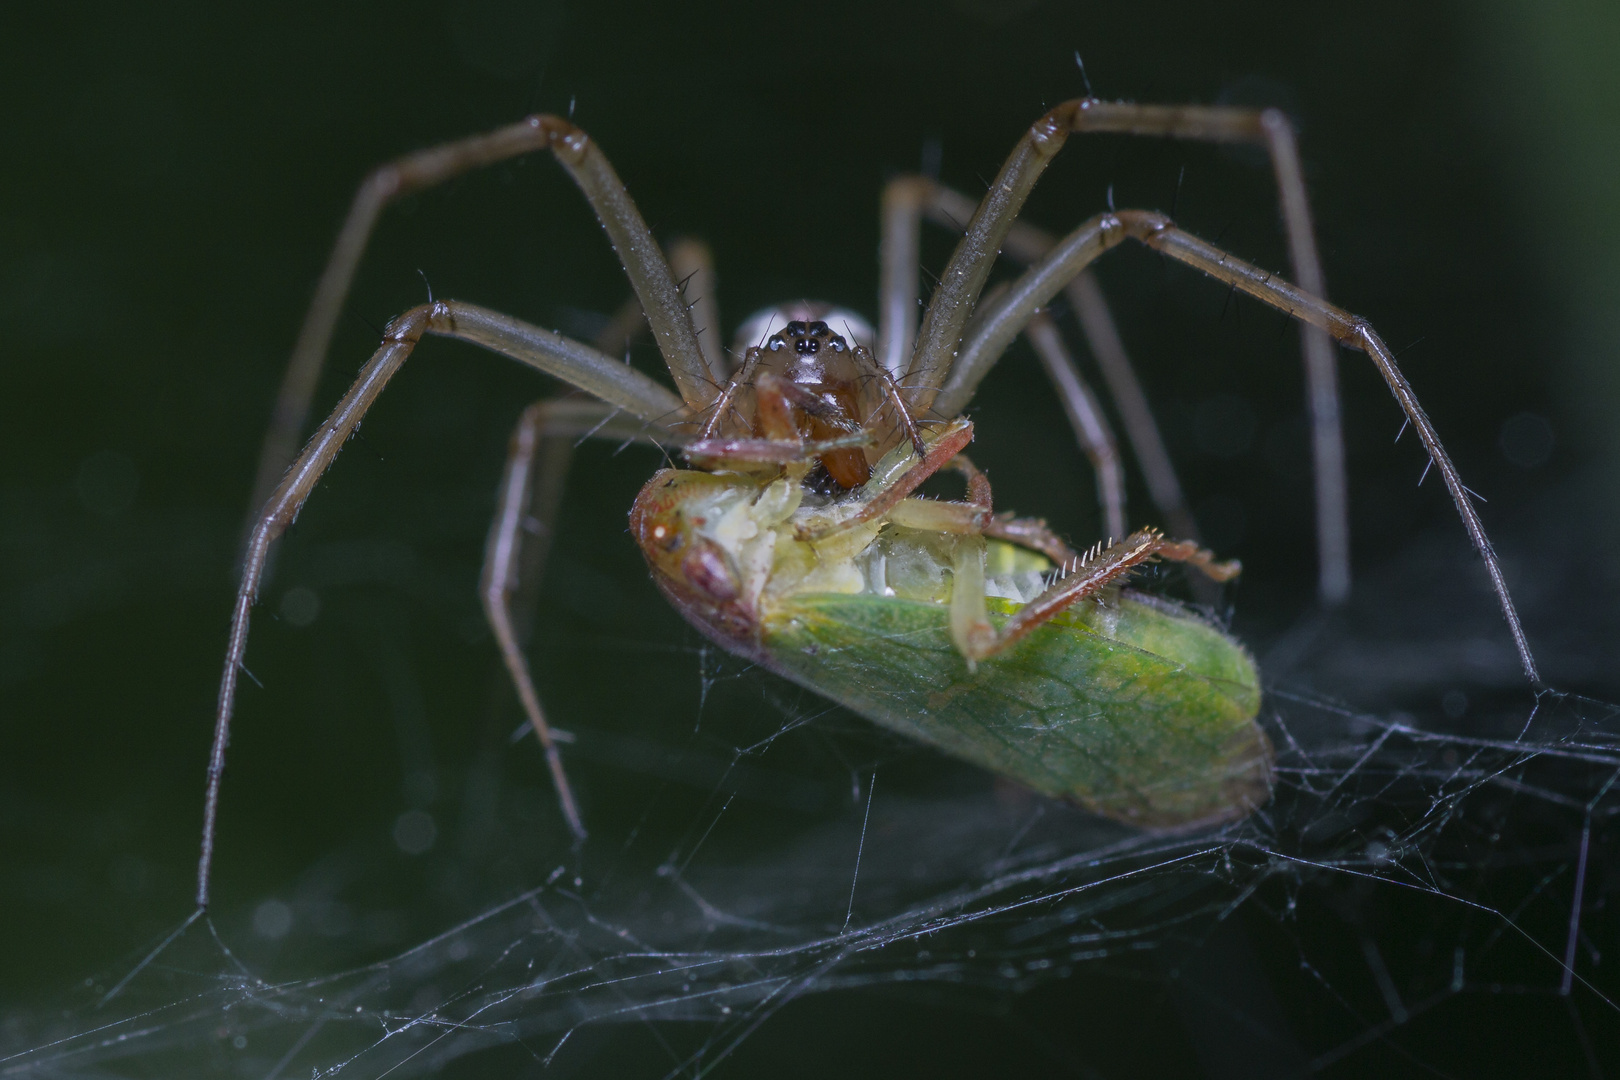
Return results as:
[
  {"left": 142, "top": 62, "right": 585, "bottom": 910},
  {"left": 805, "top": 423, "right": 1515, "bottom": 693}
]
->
[{"left": 3, "top": 663, "right": 1617, "bottom": 1076}]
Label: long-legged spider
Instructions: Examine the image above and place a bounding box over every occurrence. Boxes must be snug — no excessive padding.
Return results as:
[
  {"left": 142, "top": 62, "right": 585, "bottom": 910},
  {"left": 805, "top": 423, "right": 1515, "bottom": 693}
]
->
[{"left": 199, "top": 100, "right": 1538, "bottom": 909}]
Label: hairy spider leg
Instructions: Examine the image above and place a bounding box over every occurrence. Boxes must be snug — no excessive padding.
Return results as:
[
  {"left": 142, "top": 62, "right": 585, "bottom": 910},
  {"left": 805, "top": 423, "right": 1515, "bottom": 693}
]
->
[
  {"left": 207, "top": 117, "right": 734, "bottom": 907},
  {"left": 881, "top": 180, "right": 1127, "bottom": 510},
  {"left": 480, "top": 253, "right": 725, "bottom": 847},
  {"left": 244, "top": 116, "right": 719, "bottom": 531},
  {"left": 668, "top": 238, "right": 726, "bottom": 381},
  {"left": 204, "top": 113, "right": 739, "bottom": 910},
  {"left": 886, "top": 100, "right": 1347, "bottom": 604},
  {"left": 930, "top": 203, "right": 1538, "bottom": 684},
  {"left": 917, "top": 181, "right": 1197, "bottom": 546}
]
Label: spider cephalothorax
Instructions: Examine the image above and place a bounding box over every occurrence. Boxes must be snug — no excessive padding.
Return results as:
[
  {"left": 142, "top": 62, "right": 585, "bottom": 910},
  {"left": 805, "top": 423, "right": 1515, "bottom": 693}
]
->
[{"left": 694, "top": 311, "right": 922, "bottom": 489}]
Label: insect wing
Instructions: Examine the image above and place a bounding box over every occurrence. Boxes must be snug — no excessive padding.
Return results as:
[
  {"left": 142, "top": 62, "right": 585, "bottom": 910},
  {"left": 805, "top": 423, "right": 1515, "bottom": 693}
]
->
[{"left": 761, "top": 591, "right": 1271, "bottom": 828}]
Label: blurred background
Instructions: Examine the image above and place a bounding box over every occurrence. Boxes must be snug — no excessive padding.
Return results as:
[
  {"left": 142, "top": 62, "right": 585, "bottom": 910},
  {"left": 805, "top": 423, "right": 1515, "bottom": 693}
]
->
[{"left": 3, "top": 0, "right": 1618, "bottom": 1075}]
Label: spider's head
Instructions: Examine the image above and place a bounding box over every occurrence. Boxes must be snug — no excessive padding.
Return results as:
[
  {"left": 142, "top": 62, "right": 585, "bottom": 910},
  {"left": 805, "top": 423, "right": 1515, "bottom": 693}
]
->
[{"left": 766, "top": 319, "right": 848, "bottom": 359}]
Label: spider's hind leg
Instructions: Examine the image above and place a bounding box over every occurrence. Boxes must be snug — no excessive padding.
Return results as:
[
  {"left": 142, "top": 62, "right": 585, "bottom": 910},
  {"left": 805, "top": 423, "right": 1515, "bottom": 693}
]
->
[{"left": 481, "top": 397, "right": 678, "bottom": 841}]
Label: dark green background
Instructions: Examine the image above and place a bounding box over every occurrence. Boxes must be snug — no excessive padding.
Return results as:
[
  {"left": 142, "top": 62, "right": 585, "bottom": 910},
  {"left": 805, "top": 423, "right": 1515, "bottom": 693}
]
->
[{"left": 4, "top": 0, "right": 1618, "bottom": 1076}]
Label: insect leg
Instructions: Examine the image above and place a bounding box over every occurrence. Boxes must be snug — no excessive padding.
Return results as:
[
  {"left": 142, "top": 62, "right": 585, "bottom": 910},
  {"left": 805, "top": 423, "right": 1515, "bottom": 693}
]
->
[
  {"left": 482, "top": 397, "right": 676, "bottom": 841},
  {"left": 982, "top": 514, "right": 1080, "bottom": 567},
  {"left": 883, "top": 454, "right": 994, "bottom": 534},
  {"left": 951, "top": 529, "right": 1229, "bottom": 664},
  {"left": 198, "top": 301, "right": 685, "bottom": 909},
  {"left": 246, "top": 116, "right": 711, "bottom": 534},
  {"left": 793, "top": 420, "right": 976, "bottom": 541}
]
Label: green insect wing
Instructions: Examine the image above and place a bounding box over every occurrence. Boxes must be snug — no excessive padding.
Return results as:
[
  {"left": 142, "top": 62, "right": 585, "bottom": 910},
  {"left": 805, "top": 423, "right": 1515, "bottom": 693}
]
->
[{"left": 759, "top": 589, "right": 1271, "bottom": 829}]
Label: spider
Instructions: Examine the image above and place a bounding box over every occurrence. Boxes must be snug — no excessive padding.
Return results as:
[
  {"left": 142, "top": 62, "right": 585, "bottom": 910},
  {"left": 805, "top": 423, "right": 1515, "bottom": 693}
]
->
[{"left": 197, "top": 99, "right": 1538, "bottom": 909}]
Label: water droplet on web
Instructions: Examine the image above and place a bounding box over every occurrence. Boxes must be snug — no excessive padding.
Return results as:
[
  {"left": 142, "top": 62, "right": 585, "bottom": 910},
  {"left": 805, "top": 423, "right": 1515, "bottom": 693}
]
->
[
  {"left": 392, "top": 810, "right": 437, "bottom": 855},
  {"left": 1498, "top": 412, "right": 1554, "bottom": 468},
  {"left": 279, "top": 586, "right": 320, "bottom": 627},
  {"left": 252, "top": 899, "right": 292, "bottom": 940}
]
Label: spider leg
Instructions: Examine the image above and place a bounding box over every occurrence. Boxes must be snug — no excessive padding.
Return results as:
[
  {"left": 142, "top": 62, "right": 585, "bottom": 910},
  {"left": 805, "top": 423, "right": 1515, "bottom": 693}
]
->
[
  {"left": 246, "top": 116, "right": 714, "bottom": 530},
  {"left": 920, "top": 181, "right": 1197, "bottom": 545},
  {"left": 668, "top": 238, "right": 726, "bottom": 383},
  {"left": 793, "top": 419, "right": 976, "bottom": 541},
  {"left": 1063, "top": 270, "right": 1199, "bottom": 544},
  {"left": 934, "top": 207, "right": 1539, "bottom": 685},
  {"left": 892, "top": 100, "right": 1347, "bottom": 604},
  {"left": 884, "top": 453, "right": 995, "bottom": 534},
  {"left": 1023, "top": 311, "right": 1127, "bottom": 542},
  {"left": 881, "top": 179, "right": 1155, "bottom": 557},
  {"left": 198, "top": 300, "right": 686, "bottom": 908},
  {"left": 482, "top": 396, "right": 677, "bottom": 843}
]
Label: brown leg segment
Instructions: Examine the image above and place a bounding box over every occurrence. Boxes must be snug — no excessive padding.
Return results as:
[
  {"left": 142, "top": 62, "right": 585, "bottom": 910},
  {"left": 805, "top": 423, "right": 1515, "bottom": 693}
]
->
[
  {"left": 889, "top": 100, "right": 1346, "bottom": 603},
  {"left": 934, "top": 207, "right": 1538, "bottom": 685},
  {"left": 952, "top": 529, "right": 1234, "bottom": 663},
  {"left": 246, "top": 115, "right": 714, "bottom": 533},
  {"left": 793, "top": 420, "right": 976, "bottom": 541},
  {"left": 480, "top": 397, "right": 677, "bottom": 843},
  {"left": 925, "top": 182, "right": 1199, "bottom": 545}
]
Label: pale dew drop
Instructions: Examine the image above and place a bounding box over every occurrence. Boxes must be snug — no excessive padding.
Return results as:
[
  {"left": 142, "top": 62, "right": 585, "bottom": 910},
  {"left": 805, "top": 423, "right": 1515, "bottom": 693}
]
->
[
  {"left": 279, "top": 586, "right": 321, "bottom": 627},
  {"left": 252, "top": 899, "right": 293, "bottom": 940},
  {"left": 1498, "top": 412, "right": 1554, "bottom": 469},
  {"left": 393, "top": 809, "right": 437, "bottom": 855}
]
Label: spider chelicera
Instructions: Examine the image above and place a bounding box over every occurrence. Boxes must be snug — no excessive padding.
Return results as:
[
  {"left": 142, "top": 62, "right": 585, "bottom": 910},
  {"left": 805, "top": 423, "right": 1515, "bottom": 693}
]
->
[{"left": 197, "top": 99, "right": 1537, "bottom": 909}]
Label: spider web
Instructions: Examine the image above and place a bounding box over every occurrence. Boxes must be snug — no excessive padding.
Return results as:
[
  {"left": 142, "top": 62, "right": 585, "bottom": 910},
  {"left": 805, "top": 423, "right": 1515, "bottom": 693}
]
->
[{"left": 3, "top": 522, "right": 1617, "bottom": 1079}]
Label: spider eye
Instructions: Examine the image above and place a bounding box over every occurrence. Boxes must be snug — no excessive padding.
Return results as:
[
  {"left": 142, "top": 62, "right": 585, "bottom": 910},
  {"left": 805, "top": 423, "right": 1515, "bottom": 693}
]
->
[{"left": 784, "top": 321, "right": 808, "bottom": 336}]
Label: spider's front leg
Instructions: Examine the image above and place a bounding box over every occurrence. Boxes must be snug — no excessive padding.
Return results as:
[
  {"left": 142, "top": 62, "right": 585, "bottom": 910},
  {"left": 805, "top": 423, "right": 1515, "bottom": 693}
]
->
[
  {"left": 889, "top": 100, "right": 1538, "bottom": 684},
  {"left": 949, "top": 204, "right": 1540, "bottom": 683},
  {"left": 204, "top": 116, "right": 728, "bottom": 909},
  {"left": 246, "top": 116, "right": 721, "bottom": 526},
  {"left": 883, "top": 100, "right": 1345, "bottom": 601}
]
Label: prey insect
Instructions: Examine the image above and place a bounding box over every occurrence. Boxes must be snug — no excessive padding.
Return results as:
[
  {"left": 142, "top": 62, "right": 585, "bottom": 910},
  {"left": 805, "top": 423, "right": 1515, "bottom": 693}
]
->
[{"left": 199, "top": 99, "right": 1538, "bottom": 908}]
